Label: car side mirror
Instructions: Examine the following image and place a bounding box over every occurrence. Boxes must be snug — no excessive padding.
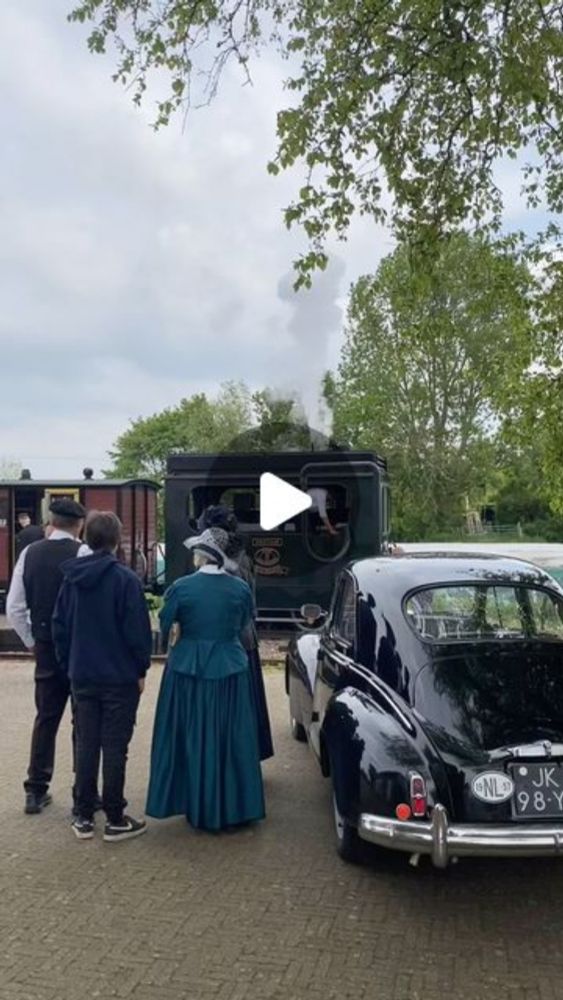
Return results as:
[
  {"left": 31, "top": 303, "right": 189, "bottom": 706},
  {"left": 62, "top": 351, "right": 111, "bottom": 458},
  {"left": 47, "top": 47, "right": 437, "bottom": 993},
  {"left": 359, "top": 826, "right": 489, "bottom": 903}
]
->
[{"left": 301, "top": 603, "right": 325, "bottom": 626}]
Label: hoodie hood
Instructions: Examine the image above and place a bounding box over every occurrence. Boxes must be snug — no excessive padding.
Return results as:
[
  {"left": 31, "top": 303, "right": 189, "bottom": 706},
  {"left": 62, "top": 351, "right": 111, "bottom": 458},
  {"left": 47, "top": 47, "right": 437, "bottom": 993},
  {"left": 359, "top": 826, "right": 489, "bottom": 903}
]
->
[{"left": 62, "top": 552, "right": 118, "bottom": 589}]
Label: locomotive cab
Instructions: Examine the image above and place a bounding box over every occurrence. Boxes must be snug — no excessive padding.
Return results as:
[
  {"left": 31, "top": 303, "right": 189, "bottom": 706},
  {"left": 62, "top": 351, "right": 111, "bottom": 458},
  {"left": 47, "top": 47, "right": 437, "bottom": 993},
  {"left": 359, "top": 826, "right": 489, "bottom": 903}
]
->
[{"left": 165, "top": 451, "right": 389, "bottom": 628}]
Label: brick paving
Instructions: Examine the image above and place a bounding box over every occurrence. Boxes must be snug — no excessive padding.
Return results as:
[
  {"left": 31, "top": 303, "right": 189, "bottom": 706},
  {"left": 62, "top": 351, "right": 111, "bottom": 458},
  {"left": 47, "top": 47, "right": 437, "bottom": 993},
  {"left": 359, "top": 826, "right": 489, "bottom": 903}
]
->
[{"left": 1, "top": 661, "right": 563, "bottom": 1000}]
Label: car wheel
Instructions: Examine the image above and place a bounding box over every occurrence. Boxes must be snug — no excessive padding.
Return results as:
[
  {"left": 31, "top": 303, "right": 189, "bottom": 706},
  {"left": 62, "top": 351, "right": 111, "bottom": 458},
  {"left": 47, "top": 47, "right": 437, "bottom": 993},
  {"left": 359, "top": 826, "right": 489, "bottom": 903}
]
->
[
  {"left": 290, "top": 714, "right": 307, "bottom": 742},
  {"left": 333, "top": 792, "right": 361, "bottom": 863}
]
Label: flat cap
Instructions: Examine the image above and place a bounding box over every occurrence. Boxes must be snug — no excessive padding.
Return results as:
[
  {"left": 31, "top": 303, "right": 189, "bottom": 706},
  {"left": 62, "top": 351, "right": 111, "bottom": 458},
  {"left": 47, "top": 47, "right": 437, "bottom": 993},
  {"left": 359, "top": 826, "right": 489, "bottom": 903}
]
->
[{"left": 49, "top": 498, "right": 86, "bottom": 519}]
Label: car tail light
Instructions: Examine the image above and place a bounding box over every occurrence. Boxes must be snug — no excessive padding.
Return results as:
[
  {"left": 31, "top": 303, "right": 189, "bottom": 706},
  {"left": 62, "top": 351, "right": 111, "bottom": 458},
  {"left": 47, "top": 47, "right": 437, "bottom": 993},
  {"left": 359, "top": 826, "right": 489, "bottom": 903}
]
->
[
  {"left": 395, "top": 803, "right": 411, "bottom": 821},
  {"left": 410, "top": 773, "right": 427, "bottom": 818}
]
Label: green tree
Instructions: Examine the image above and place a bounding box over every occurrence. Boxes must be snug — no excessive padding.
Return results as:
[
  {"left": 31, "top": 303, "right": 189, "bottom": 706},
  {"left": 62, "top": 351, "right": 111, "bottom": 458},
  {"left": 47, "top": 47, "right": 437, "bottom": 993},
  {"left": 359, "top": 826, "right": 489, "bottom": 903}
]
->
[
  {"left": 327, "top": 234, "right": 533, "bottom": 538},
  {"left": 108, "top": 381, "right": 254, "bottom": 479},
  {"left": 504, "top": 369, "right": 563, "bottom": 519},
  {"left": 70, "top": 0, "right": 563, "bottom": 283}
]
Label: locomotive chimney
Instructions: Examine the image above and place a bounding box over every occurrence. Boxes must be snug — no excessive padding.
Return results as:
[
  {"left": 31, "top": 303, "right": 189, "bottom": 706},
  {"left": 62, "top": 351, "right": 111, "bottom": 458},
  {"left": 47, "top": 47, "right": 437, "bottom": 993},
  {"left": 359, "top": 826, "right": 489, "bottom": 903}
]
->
[
  {"left": 83, "top": 467, "right": 94, "bottom": 480},
  {"left": 20, "top": 469, "right": 32, "bottom": 480}
]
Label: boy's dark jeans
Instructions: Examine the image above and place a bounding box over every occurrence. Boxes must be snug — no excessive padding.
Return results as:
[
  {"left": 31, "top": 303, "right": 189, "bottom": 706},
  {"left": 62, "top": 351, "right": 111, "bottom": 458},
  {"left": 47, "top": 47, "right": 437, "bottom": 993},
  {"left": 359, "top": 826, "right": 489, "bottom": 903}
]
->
[{"left": 72, "top": 683, "right": 140, "bottom": 824}]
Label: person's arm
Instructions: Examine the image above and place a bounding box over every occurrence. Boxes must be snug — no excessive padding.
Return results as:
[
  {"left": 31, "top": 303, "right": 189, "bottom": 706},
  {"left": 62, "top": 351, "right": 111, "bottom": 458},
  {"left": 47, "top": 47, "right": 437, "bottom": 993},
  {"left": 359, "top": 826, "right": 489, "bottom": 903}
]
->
[
  {"left": 52, "top": 582, "right": 71, "bottom": 671},
  {"left": 240, "top": 582, "right": 253, "bottom": 635},
  {"left": 158, "top": 583, "right": 180, "bottom": 647},
  {"left": 316, "top": 490, "right": 337, "bottom": 536},
  {"left": 6, "top": 549, "right": 34, "bottom": 649},
  {"left": 121, "top": 576, "right": 153, "bottom": 678}
]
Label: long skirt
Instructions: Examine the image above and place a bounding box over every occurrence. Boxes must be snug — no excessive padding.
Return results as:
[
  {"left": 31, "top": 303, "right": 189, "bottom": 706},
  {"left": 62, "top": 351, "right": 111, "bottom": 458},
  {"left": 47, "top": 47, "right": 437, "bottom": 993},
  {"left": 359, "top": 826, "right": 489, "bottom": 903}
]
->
[
  {"left": 146, "top": 667, "right": 265, "bottom": 831},
  {"left": 247, "top": 647, "right": 274, "bottom": 761}
]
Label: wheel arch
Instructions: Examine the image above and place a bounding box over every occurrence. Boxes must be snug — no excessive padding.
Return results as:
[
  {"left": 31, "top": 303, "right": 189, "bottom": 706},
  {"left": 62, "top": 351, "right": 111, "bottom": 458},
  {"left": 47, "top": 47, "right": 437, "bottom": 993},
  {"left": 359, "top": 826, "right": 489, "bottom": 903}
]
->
[{"left": 321, "top": 686, "right": 445, "bottom": 824}]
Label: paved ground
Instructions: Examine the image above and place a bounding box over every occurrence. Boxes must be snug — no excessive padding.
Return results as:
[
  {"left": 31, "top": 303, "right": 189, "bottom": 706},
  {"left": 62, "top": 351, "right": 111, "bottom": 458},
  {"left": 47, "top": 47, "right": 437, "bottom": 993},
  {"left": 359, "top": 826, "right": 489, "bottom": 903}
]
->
[{"left": 2, "top": 663, "right": 563, "bottom": 1000}]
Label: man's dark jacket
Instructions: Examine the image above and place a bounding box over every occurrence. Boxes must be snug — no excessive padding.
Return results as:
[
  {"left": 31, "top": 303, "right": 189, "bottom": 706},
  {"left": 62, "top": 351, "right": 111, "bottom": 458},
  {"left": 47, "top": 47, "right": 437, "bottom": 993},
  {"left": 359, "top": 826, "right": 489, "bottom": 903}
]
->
[{"left": 52, "top": 552, "right": 152, "bottom": 686}]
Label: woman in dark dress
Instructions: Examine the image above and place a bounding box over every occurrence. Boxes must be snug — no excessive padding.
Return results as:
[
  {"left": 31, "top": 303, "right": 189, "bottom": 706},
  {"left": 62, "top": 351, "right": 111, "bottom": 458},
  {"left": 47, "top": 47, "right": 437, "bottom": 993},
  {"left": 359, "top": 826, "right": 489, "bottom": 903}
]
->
[
  {"left": 146, "top": 528, "right": 265, "bottom": 831},
  {"left": 197, "top": 506, "right": 274, "bottom": 761}
]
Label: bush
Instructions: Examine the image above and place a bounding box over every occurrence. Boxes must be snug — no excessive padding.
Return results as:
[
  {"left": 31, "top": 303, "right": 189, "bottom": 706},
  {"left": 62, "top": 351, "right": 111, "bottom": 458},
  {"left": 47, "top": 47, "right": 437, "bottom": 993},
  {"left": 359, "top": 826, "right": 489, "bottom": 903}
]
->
[
  {"left": 522, "top": 518, "right": 563, "bottom": 543},
  {"left": 145, "top": 593, "right": 163, "bottom": 613}
]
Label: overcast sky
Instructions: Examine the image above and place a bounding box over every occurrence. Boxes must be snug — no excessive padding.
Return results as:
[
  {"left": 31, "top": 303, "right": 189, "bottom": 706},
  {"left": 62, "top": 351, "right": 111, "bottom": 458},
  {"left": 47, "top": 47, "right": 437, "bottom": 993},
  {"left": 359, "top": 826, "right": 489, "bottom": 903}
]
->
[{"left": 0, "top": 2, "right": 545, "bottom": 478}]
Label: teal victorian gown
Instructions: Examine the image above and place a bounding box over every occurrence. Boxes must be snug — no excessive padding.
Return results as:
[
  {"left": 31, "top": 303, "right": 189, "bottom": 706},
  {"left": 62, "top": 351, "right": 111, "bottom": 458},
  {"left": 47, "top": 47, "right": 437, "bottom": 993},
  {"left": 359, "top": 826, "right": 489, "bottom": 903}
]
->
[{"left": 146, "top": 566, "right": 265, "bottom": 830}]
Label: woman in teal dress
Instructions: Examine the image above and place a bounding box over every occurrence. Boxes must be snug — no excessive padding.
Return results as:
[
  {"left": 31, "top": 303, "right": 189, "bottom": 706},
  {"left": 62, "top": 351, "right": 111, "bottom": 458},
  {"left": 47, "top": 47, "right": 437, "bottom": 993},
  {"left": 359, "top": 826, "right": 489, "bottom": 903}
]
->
[{"left": 146, "top": 528, "right": 265, "bottom": 831}]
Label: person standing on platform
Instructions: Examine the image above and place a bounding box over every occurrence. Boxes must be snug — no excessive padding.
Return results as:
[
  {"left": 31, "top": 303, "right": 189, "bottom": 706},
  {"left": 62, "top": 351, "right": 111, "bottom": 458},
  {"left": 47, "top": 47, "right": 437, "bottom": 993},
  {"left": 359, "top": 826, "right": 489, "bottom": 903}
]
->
[
  {"left": 15, "top": 513, "right": 44, "bottom": 559},
  {"left": 53, "top": 512, "right": 152, "bottom": 842},
  {"left": 146, "top": 527, "right": 265, "bottom": 832},
  {"left": 196, "top": 505, "right": 274, "bottom": 761},
  {"left": 6, "top": 498, "right": 90, "bottom": 814}
]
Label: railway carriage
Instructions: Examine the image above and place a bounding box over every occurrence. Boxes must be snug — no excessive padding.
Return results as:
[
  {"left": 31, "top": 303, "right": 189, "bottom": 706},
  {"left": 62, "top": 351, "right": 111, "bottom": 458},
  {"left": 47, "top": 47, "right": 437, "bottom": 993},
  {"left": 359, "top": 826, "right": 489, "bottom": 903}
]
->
[{"left": 0, "top": 470, "right": 159, "bottom": 610}]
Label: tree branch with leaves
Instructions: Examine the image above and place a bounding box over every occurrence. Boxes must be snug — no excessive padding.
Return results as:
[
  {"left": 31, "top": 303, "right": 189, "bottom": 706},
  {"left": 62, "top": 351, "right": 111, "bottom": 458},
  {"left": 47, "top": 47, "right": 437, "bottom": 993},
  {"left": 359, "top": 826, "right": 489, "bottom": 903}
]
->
[{"left": 69, "top": 0, "right": 563, "bottom": 283}]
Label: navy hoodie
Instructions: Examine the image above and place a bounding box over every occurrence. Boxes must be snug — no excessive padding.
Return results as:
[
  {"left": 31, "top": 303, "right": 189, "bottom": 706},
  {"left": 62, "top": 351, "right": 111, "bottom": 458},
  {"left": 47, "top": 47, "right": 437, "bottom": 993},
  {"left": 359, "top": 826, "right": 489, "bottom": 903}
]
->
[{"left": 52, "top": 552, "right": 152, "bottom": 686}]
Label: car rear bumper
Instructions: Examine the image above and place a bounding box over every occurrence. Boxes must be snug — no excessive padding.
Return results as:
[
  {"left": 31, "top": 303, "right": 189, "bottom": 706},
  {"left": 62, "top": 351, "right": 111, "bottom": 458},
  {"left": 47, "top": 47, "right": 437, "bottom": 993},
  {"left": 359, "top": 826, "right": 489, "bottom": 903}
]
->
[{"left": 359, "top": 804, "right": 563, "bottom": 868}]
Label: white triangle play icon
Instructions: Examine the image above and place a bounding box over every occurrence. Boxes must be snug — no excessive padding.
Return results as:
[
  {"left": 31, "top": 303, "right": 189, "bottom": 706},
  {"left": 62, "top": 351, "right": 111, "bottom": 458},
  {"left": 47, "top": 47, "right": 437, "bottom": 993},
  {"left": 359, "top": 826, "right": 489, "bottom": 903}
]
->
[{"left": 259, "top": 473, "right": 312, "bottom": 531}]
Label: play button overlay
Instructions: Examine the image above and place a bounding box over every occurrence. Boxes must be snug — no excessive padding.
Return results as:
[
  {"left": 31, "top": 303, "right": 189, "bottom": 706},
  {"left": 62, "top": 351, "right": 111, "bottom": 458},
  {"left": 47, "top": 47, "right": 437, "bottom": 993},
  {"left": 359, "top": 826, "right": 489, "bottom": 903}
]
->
[{"left": 259, "top": 473, "right": 312, "bottom": 531}]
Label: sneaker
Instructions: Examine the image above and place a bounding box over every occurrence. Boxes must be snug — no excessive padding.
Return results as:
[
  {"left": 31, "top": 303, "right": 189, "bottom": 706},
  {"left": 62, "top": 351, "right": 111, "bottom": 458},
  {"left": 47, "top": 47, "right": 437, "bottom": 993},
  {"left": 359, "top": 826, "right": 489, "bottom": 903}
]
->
[
  {"left": 72, "top": 817, "right": 95, "bottom": 840},
  {"left": 24, "top": 791, "right": 52, "bottom": 815},
  {"left": 104, "top": 815, "right": 147, "bottom": 843}
]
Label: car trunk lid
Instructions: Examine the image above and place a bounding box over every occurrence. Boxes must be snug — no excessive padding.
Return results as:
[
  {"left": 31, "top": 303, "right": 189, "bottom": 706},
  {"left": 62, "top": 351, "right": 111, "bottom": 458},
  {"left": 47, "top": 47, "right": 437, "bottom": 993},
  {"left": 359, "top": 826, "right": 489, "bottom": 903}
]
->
[{"left": 414, "top": 641, "right": 563, "bottom": 822}]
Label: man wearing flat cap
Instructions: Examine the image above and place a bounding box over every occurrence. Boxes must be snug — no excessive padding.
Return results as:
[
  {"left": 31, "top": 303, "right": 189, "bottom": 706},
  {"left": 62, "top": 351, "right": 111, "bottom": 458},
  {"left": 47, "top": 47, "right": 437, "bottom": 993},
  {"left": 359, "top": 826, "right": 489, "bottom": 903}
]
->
[{"left": 7, "top": 497, "right": 92, "bottom": 814}]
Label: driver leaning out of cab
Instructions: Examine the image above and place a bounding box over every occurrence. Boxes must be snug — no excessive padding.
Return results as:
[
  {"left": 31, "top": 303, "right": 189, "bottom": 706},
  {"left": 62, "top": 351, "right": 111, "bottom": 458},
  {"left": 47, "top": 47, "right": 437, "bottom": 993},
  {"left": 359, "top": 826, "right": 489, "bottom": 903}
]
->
[{"left": 306, "top": 487, "right": 338, "bottom": 536}]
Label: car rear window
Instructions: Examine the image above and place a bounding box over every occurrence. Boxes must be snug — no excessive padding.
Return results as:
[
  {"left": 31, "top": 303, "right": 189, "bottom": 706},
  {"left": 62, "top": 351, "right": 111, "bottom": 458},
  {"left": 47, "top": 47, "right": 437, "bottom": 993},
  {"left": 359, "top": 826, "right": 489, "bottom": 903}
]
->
[{"left": 405, "top": 585, "right": 563, "bottom": 642}]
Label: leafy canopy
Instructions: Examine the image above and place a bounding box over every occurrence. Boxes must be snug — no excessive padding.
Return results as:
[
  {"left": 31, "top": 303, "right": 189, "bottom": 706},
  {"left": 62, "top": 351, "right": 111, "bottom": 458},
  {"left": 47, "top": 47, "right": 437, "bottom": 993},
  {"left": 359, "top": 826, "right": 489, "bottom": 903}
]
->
[
  {"left": 327, "top": 233, "right": 533, "bottom": 537},
  {"left": 70, "top": 0, "right": 563, "bottom": 281},
  {"left": 107, "top": 381, "right": 254, "bottom": 479},
  {"left": 107, "top": 381, "right": 320, "bottom": 479}
]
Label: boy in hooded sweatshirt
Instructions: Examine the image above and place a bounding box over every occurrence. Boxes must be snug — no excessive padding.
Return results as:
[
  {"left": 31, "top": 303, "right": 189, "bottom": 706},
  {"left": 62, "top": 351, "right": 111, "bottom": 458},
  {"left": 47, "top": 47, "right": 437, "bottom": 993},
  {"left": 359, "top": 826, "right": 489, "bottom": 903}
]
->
[{"left": 53, "top": 511, "right": 152, "bottom": 842}]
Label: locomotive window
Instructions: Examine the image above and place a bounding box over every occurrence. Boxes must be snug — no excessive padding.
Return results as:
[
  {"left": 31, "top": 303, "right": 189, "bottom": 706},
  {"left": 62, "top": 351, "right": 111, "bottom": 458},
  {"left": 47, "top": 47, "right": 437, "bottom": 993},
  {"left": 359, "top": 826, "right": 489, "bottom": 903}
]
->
[
  {"left": 219, "top": 488, "right": 260, "bottom": 525},
  {"left": 186, "top": 486, "right": 260, "bottom": 526}
]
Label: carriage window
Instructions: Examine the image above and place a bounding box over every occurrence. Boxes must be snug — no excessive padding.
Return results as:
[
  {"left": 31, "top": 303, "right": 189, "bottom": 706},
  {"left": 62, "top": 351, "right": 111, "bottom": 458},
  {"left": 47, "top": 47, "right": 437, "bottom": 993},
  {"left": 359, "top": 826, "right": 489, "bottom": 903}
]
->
[
  {"left": 405, "top": 585, "right": 563, "bottom": 642},
  {"left": 333, "top": 574, "right": 357, "bottom": 646}
]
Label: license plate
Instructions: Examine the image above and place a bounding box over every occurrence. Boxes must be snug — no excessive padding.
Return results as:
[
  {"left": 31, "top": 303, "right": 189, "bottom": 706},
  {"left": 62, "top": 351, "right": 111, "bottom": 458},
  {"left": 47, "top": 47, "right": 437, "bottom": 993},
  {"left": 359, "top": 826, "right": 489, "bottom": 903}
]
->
[{"left": 511, "top": 762, "right": 563, "bottom": 819}]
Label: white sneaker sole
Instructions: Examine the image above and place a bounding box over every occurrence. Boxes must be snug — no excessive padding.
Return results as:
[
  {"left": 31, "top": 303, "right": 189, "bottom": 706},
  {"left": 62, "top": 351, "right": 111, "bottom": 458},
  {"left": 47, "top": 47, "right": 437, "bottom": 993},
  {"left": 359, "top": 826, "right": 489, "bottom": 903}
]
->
[
  {"left": 72, "top": 827, "right": 94, "bottom": 841},
  {"left": 103, "top": 825, "right": 147, "bottom": 843}
]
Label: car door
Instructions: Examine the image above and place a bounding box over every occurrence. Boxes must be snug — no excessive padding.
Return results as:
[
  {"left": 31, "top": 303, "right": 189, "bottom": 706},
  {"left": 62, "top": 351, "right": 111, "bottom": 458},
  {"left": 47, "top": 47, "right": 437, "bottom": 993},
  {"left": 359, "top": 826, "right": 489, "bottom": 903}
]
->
[{"left": 308, "top": 571, "right": 358, "bottom": 759}]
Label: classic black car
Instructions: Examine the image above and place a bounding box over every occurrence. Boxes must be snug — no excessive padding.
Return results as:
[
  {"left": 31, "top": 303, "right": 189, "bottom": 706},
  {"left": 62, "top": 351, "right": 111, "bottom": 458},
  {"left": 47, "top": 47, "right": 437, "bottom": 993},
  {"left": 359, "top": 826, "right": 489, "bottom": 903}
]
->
[{"left": 286, "top": 553, "right": 563, "bottom": 867}]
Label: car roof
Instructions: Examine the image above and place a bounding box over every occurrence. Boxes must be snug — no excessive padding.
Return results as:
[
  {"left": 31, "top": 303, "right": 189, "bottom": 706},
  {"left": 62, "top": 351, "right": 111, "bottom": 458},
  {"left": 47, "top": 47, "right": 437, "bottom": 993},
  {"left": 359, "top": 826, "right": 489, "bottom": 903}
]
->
[{"left": 351, "top": 552, "right": 562, "bottom": 595}]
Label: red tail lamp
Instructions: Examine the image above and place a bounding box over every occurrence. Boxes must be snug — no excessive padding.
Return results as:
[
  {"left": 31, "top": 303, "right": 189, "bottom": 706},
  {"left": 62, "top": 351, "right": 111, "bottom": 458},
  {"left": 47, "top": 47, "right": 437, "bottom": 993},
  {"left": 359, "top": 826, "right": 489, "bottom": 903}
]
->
[{"left": 410, "top": 773, "right": 427, "bottom": 818}]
